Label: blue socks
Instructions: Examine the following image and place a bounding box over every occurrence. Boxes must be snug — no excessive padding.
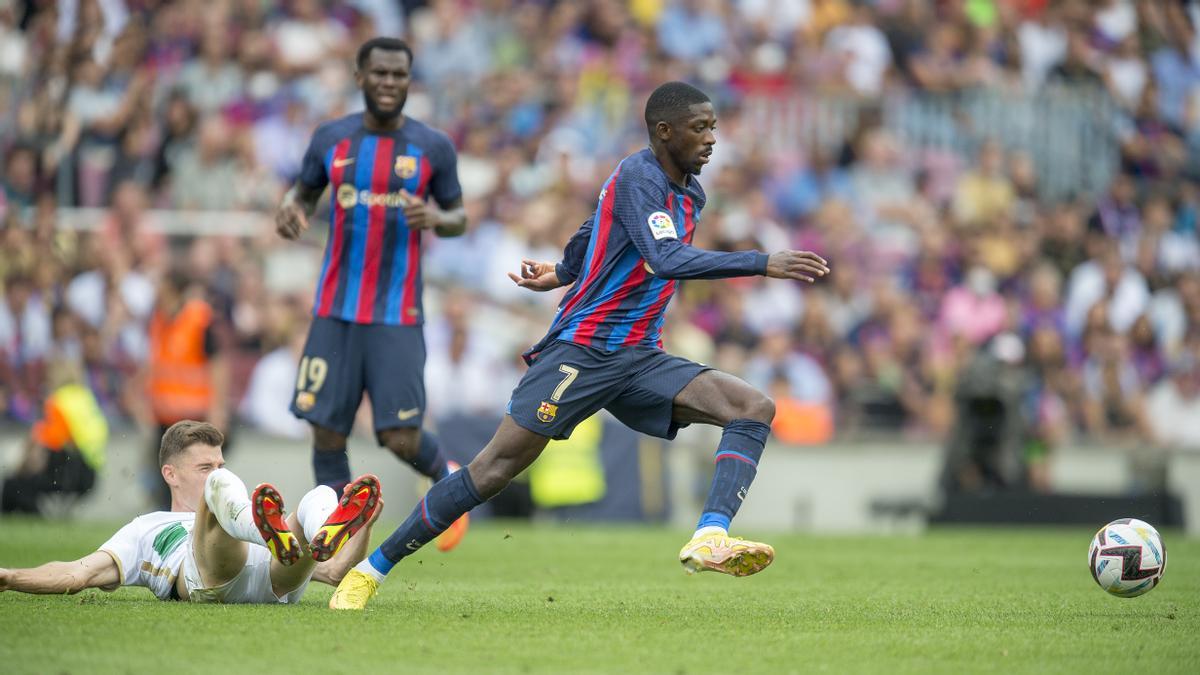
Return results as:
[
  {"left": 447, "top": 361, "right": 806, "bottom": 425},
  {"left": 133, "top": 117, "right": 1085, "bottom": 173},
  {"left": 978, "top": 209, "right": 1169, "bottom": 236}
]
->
[
  {"left": 367, "top": 468, "right": 484, "bottom": 576},
  {"left": 696, "top": 418, "right": 770, "bottom": 532},
  {"left": 313, "top": 447, "right": 351, "bottom": 494},
  {"left": 406, "top": 430, "right": 450, "bottom": 481}
]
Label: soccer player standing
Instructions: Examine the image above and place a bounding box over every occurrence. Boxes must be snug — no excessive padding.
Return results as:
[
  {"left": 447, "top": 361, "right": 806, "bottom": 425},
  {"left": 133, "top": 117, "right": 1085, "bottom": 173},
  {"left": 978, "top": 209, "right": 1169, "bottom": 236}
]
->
[
  {"left": 330, "top": 81, "right": 830, "bottom": 609},
  {"left": 274, "top": 38, "right": 469, "bottom": 551}
]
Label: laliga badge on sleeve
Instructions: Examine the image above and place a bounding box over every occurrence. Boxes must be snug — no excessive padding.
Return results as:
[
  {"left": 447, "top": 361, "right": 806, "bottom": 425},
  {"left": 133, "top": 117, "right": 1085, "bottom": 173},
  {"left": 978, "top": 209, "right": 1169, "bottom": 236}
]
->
[{"left": 647, "top": 211, "right": 677, "bottom": 240}]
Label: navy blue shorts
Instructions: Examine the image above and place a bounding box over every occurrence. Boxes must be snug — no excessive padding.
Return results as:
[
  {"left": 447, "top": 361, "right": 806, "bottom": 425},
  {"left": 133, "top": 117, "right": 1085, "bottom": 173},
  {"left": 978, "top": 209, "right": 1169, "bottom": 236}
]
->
[
  {"left": 289, "top": 317, "right": 425, "bottom": 436},
  {"left": 507, "top": 340, "right": 709, "bottom": 441}
]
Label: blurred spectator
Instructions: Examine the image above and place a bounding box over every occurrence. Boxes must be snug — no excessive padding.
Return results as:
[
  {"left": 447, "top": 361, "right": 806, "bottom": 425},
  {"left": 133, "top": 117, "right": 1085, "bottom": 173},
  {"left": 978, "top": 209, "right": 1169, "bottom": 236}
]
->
[
  {"left": 1046, "top": 30, "right": 1104, "bottom": 89},
  {"left": 0, "top": 271, "right": 52, "bottom": 421},
  {"left": 176, "top": 28, "right": 243, "bottom": 115},
  {"left": 168, "top": 116, "right": 241, "bottom": 210},
  {"left": 1146, "top": 352, "right": 1200, "bottom": 450},
  {"left": 745, "top": 329, "right": 833, "bottom": 445},
  {"left": 953, "top": 140, "right": 1014, "bottom": 228},
  {"left": 238, "top": 320, "right": 308, "bottom": 441},
  {"left": 1081, "top": 325, "right": 1152, "bottom": 443},
  {"left": 824, "top": 3, "right": 892, "bottom": 95},
  {"left": 425, "top": 291, "right": 518, "bottom": 420},
  {"left": 941, "top": 333, "right": 1027, "bottom": 492},
  {"left": 1, "top": 357, "right": 105, "bottom": 516},
  {"left": 271, "top": 0, "right": 349, "bottom": 76},
  {"left": 938, "top": 266, "right": 1007, "bottom": 346},
  {"left": 1065, "top": 242, "right": 1151, "bottom": 338},
  {"left": 657, "top": 0, "right": 727, "bottom": 62}
]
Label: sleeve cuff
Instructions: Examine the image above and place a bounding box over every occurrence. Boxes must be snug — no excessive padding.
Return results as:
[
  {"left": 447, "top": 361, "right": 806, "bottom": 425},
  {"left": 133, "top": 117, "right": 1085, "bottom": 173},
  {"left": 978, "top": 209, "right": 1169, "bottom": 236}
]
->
[
  {"left": 754, "top": 252, "right": 770, "bottom": 276},
  {"left": 555, "top": 263, "right": 576, "bottom": 285}
]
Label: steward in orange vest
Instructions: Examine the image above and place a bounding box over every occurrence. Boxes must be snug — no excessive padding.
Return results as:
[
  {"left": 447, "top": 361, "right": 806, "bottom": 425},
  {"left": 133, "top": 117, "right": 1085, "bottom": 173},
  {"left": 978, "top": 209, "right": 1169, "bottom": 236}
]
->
[{"left": 135, "top": 271, "right": 229, "bottom": 508}]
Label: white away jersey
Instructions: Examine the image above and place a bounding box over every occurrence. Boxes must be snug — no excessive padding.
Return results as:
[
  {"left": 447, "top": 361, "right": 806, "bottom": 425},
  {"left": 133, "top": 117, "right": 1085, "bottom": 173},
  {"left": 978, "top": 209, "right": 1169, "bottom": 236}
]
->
[{"left": 98, "top": 512, "right": 195, "bottom": 600}]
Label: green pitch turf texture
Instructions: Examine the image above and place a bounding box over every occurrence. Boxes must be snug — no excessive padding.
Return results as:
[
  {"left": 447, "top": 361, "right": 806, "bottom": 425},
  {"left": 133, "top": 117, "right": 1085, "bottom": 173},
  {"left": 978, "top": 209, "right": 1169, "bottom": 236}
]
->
[{"left": 1, "top": 520, "right": 1197, "bottom": 674}]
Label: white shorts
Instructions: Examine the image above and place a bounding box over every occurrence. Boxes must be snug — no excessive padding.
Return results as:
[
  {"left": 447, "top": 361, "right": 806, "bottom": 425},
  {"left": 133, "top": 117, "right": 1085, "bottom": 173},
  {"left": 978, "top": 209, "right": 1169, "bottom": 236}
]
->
[{"left": 182, "top": 543, "right": 311, "bottom": 604}]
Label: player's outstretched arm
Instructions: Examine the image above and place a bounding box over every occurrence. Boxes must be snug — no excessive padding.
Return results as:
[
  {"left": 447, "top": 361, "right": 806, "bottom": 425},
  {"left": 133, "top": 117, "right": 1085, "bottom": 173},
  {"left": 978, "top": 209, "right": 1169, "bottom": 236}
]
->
[
  {"left": 763, "top": 250, "right": 831, "bottom": 284},
  {"left": 0, "top": 551, "right": 119, "bottom": 595},
  {"left": 275, "top": 182, "right": 323, "bottom": 240},
  {"left": 612, "top": 175, "right": 829, "bottom": 282},
  {"left": 624, "top": 217, "right": 830, "bottom": 282}
]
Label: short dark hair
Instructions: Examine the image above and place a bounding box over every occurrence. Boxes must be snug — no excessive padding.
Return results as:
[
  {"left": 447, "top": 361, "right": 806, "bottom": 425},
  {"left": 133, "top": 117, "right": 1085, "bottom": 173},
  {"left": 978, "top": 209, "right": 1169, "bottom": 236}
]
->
[
  {"left": 356, "top": 37, "right": 413, "bottom": 70},
  {"left": 159, "top": 420, "right": 223, "bottom": 468},
  {"left": 644, "top": 81, "right": 711, "bottom": 134}
]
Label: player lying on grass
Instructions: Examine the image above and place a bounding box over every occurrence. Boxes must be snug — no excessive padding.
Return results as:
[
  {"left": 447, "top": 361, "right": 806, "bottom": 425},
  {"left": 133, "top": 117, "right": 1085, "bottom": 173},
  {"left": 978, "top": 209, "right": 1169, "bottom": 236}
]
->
[
  {"left": 328, "top": 81, "right": 830, "bottom": 609},
  {"left": 0, "top": 420, "right": 382, "bottom": 603}
]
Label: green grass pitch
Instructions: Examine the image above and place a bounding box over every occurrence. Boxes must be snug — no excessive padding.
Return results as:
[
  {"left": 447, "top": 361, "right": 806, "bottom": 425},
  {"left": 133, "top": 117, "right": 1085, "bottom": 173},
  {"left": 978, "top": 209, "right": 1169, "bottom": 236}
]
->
[{"left": 1, "top": 519, "right": 1197, "bottom": 674}]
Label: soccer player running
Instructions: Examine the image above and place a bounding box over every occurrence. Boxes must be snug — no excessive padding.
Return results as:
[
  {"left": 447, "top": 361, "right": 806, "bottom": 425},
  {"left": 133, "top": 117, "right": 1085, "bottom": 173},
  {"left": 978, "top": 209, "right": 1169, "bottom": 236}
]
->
[
  {"left": 329, "top": 82, "right": 830, "bottom": 609},
  {"left": 0, "top": 421, "right": 382, "bottom": 604},
  {"left": 274, "top": 37, "right": 469, "bottom": 551}
]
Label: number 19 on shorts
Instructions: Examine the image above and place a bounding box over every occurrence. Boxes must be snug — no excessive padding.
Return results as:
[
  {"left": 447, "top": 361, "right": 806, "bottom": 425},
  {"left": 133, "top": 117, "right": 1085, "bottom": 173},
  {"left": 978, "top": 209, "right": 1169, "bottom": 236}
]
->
[{"left": 294, "top": 356, "right": 328, "bottom": 412}]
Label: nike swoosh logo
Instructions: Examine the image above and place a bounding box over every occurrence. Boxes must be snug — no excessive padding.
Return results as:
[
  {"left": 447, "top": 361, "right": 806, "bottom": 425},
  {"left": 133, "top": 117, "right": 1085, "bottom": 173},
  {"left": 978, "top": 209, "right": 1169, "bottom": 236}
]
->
[
  {"left": 333, "top": 158, "right": 355, "bottom": 168},
  {"left": 396, "top": 408, "right": 420, "bottom": 421}
]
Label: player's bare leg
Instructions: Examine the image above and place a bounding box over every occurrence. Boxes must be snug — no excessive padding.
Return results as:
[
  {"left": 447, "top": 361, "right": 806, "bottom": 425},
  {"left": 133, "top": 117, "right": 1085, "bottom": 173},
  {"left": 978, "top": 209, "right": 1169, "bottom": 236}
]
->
[
  {"left": 332, "top": 418, "right": 549, "bottom": 609},
  {"left": 671, "top": 370, "right": 776, "bottom": 428},
  {"left": 191, "top": 471, "right": 254, "bottom": 588},
  {"left": 197, "top": 469, "right": 317, "bottom": 598},
  {"left": 263, "top": 476, "right": 383, "bottom": 599},
  {"left": 671, "top": 370, "right": 776, "bottom": 577},
  {"left": 266, "top": 512, "right": 318, "bottom": 597},
  {"left": 465, "top": 417, "right": 552, "bottom": 498},
  {"left": 378, "top": 427, "right": 467, "bottom": 552}
]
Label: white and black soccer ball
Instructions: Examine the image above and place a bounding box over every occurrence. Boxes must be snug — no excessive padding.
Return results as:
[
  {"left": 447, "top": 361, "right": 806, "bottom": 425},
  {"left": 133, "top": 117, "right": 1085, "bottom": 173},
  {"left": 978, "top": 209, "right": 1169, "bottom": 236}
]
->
[{"left": 1088, "top": 518, "right": 1167, "bottom": 598}]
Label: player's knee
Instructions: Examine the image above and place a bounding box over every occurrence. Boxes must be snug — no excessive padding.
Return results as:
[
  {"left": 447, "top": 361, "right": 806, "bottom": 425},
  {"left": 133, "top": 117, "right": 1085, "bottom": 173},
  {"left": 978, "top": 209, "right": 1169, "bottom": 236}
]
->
[
  {"left": 312, "top": 426, "right": 347, "bottom": 449},
  {"left": 468, "top": 460, "right": 516, "bottom": 500},
  {"left": 740, "top": 393, "right": 775, "bottom": 425},
  {"left": 378, "top": 428, "right": 420, "bottom": 459}
]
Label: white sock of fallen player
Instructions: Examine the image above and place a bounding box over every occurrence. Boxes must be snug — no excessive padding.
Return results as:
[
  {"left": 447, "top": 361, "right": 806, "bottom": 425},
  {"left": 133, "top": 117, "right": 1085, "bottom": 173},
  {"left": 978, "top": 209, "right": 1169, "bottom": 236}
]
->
[
  {"left": 296, "top": 485, "right": 339, "bottom": 543},
  {"left": 203, "top": 468, "right": 264, "bottom": 545}
]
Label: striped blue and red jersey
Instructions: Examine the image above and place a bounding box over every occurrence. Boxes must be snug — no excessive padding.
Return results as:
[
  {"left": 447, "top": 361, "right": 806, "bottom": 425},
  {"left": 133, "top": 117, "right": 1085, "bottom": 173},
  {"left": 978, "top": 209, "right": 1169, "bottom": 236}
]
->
[
  {"left": 524, "top": 149, "right": 768, "bottom": 362},
  {"left": 297, "top": 114, "right": 461, "bottom": 325}
]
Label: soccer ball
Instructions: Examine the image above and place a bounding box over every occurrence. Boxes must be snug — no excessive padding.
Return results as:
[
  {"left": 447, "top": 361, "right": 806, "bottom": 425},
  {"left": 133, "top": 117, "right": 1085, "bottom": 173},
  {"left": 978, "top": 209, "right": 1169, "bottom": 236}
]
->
[{"left": 1088, "top": 518, "right": 1167, "bottom": 598}]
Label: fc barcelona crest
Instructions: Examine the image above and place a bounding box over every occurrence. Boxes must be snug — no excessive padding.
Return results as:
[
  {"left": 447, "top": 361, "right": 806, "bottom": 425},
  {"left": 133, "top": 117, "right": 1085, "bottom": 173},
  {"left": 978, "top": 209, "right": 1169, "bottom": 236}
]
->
[
  {"left": 394, "top": 155, "right": 418, "bottom": 179},
  {"left": 295, "top": 391, "right": 316, "bottom": 412},
  {"left": 536, "top": 401, "right": 558, "bottom": 423}
]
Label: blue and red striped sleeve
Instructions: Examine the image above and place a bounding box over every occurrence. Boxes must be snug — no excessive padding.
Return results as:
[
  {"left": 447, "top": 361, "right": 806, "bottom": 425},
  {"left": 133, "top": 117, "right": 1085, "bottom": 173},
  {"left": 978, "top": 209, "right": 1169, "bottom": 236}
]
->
[
  {"left": 554, "top": 215, "right": 594, "bottom": 285},
  {"left": 612, "top": 172, "right": 768, "bottom": 280},
  {"left": 426, "top": 133, "right": 463, "bottom": 208},
  {"left": 297, "top": 124, "right": 332, "bottom": 190}
]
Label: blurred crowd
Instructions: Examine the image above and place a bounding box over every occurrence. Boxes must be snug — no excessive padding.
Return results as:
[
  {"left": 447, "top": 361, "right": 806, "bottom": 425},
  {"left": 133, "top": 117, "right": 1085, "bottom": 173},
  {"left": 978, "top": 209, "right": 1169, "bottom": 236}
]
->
[{"left": 6, "top": 0, "right": 1200, "bottom": 493}]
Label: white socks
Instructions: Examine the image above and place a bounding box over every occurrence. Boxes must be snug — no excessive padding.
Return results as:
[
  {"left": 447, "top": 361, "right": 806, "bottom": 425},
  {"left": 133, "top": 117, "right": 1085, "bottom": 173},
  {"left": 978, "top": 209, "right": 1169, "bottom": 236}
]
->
[
  {"left": 203, "top": 468, "right": 262, "bottom": 545},
  {"left": 692, "top": 525, "right": 728, "bottom": 540},
  {"left": 296, "top": 485, "right": 338, "bottom": 543},
  {"left": 353, "top": 557, "right": 387, "bottom": 583}
]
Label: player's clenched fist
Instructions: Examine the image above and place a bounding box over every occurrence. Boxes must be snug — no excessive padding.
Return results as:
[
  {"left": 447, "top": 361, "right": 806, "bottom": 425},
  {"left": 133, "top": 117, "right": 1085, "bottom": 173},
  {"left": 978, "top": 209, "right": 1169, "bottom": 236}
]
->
[
  {"left": 0, "top": 567, "right": 10, "bottom": 592},
  {"left": 276, "top": 202, "right": 310, "bottom": 240},
  {"left": 765, "top": 250, "right": 830, "bottom": 283}
]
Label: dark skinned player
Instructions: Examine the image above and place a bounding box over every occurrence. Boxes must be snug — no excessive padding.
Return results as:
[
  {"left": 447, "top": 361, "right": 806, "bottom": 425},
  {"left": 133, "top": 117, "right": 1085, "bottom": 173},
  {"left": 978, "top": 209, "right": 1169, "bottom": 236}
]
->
[
  {"left": 331, "top": 81, "right": 830, "bottom": 609},
  {"left": 274, "top": 37, "right": 469, "bottom": 557}
]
